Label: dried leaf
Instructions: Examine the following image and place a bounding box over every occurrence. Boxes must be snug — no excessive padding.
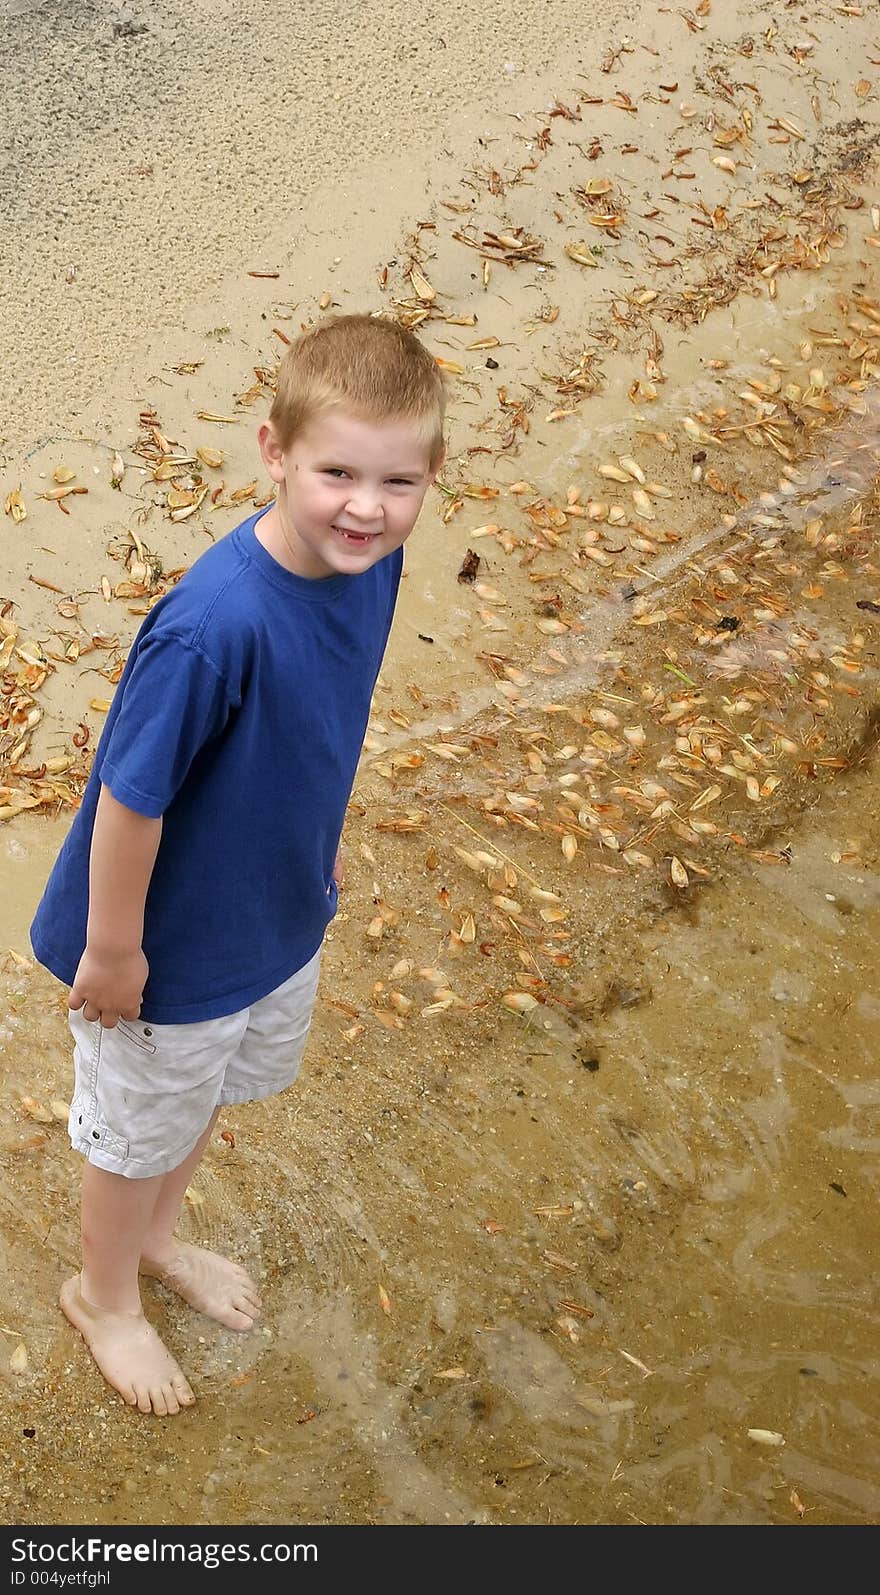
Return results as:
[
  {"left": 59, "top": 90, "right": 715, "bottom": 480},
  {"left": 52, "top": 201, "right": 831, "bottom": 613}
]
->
[
  {"left": 4, "top": 488, "right": 26, "bottom": 522},
  {"left": 409, "top": 264, "right": 436, "bottom": 302},
  {"left": 690, "top": 784, "right": 722, "bottom": 812},
  {"left": 565, "top": 242, "right": 599, "bottom": 268},
  {"left": 632, "top": 488, "right": 655, "bottom": 520},
  {"left": 38, "top": 485, "right": 88, "bottom": 503},
  {"left": 492, "top": 895, "right": 523, "bottom": 916},
  {"left": 21, "top": 1096, "right": 53, "bottom": 1124},
  {"left": 453, "top": 846, "right": 486, "bottom": 872}
]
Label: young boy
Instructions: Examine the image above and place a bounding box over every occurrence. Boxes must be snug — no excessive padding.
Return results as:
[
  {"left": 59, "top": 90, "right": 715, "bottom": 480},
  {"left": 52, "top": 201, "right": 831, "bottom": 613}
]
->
[{"left": 30, "top": 313, "right": 445, "bottom": 1416}]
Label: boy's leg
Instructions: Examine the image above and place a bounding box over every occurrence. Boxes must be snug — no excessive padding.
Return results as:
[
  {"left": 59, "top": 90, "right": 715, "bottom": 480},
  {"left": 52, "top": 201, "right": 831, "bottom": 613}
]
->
[
  {"left": 139, "top": 1108, "right": 261, "bottom": 1331},
  {"left": 61, "top": 1162, "right": 196, "bottom": 1416}
]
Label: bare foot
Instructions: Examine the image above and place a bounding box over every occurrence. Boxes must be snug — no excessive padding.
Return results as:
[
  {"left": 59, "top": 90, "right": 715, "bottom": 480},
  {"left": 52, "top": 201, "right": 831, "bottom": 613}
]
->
[
  {"left": 60, "top": 1275, "right": 196, "bottom": 1415},
  {"left": 140, "top": 1242, "right": 261, "bottom": 1330}
]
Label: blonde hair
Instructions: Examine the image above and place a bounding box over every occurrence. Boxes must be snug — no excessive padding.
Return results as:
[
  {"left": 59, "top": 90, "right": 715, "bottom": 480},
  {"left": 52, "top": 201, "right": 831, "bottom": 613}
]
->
[{"left": 269, "top": 313, "right": 446, "bottom": 468}]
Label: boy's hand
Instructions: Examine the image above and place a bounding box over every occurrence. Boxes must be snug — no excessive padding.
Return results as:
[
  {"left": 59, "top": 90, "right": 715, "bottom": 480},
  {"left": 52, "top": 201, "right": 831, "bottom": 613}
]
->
[
  {"left": 68, "top": 945, "right": 149, "bottom": 1029},
  {"left": 332, "top": 845, "right": 344, "bottom": 888}
]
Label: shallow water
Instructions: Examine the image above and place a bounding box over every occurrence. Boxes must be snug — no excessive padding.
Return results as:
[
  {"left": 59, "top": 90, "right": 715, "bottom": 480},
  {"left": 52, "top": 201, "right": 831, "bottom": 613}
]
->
[{"left": 3, "top": 746, "right": 877, "bottom": 1525}]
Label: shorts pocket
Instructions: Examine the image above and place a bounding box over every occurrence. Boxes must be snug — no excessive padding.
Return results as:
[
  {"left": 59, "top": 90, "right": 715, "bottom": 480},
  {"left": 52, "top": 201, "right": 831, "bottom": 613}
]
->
[
  {"left": 68, "top": 1010, "right": 131, "bottom": 1161},
  {"left": 115, "top": 1019, "right": 158, "bottom": 1055}
]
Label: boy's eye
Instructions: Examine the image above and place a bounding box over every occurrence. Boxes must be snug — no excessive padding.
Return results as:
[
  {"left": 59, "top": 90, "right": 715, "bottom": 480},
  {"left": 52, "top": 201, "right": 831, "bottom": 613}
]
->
[{"left": 322, "top": 469, "right": 415, "bottom": 485}]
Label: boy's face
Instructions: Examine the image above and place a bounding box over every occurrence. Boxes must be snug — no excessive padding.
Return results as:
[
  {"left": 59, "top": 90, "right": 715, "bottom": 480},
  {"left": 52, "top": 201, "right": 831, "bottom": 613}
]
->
[{"left": 258, "top": 410, "right": 439, "bottom": 581}]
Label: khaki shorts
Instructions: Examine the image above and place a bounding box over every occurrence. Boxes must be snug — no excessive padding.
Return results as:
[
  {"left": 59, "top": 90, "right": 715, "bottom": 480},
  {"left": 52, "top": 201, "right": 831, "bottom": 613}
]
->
[{"left": 67, "top": 950, "right": 322, "bottom": 1179}]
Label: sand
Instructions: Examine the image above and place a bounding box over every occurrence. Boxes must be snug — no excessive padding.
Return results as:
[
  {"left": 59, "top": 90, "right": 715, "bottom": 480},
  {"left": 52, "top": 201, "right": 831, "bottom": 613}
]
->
[
  {"left": 0, "top": 0, "right": 641, "bottom": 454},
  {"left": 1, "top": 0, "right": 879, "bottom": 1529}
]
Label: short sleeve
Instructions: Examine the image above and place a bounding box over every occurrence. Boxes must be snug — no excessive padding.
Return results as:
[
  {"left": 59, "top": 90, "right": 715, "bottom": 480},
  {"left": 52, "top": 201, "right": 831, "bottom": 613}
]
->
[{"left": 98, "top": 635, "right": 233, "bottom": 817}]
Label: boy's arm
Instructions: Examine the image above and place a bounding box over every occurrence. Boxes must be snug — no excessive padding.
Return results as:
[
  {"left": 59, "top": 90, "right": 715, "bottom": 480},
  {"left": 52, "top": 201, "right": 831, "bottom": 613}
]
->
[{"left": 68, "top": 784, "right": 162, "bottom": 1029}]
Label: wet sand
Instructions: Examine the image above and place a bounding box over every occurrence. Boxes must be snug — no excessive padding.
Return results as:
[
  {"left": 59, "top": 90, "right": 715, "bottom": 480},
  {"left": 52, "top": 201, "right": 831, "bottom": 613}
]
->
[{"left": 1, "top": 0, "right": 879, "bottom": 1526}]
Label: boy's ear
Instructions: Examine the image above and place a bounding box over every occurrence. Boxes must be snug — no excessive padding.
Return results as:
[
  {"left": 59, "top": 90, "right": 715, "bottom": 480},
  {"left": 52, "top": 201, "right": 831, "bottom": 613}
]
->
[
  {"left": 428, "top": 446, "right": 446, "bottom": 484},
  {"left": 258, "top": 421, "right": 286, "bottom": 485}
]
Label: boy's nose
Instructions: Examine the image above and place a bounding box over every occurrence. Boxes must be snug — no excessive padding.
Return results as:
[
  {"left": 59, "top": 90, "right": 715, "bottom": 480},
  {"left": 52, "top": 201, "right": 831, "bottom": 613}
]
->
[{"left": 345, "top": 488, "right": 383, "bottom": 523}]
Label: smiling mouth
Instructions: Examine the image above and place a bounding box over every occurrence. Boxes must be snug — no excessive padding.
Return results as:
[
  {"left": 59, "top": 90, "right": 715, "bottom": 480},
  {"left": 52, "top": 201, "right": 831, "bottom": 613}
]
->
[{"left": 333, "top": 525, "right": 379, "bottom": 544}]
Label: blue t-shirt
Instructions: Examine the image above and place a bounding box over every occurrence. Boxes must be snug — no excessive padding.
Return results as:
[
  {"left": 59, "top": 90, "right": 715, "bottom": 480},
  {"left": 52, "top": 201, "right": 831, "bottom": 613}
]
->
[{"left": 30, "top": 509, "right": 402, "bottom": 1022}]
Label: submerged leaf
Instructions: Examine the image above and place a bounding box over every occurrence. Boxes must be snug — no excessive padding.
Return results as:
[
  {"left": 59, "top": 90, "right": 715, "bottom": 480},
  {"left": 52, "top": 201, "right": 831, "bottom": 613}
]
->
[
  {"left": 502, "top": 992, "right": 539, "bottom": 1014},
  {"left": 669, "top": 857, "right": 689, "bottom": 888}
]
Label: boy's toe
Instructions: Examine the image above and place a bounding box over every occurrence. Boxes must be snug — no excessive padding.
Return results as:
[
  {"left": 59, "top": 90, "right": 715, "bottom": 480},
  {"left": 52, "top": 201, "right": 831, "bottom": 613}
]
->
[
  {"left": 228, "top": 1305, "right": 257, "bottom": 1331},
  {"left": 173, "top": 1375, "right": 196, "bottom": 1406},
  {"left": 159, "top": 1383, "right": 180, "bottom": 1416}
]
